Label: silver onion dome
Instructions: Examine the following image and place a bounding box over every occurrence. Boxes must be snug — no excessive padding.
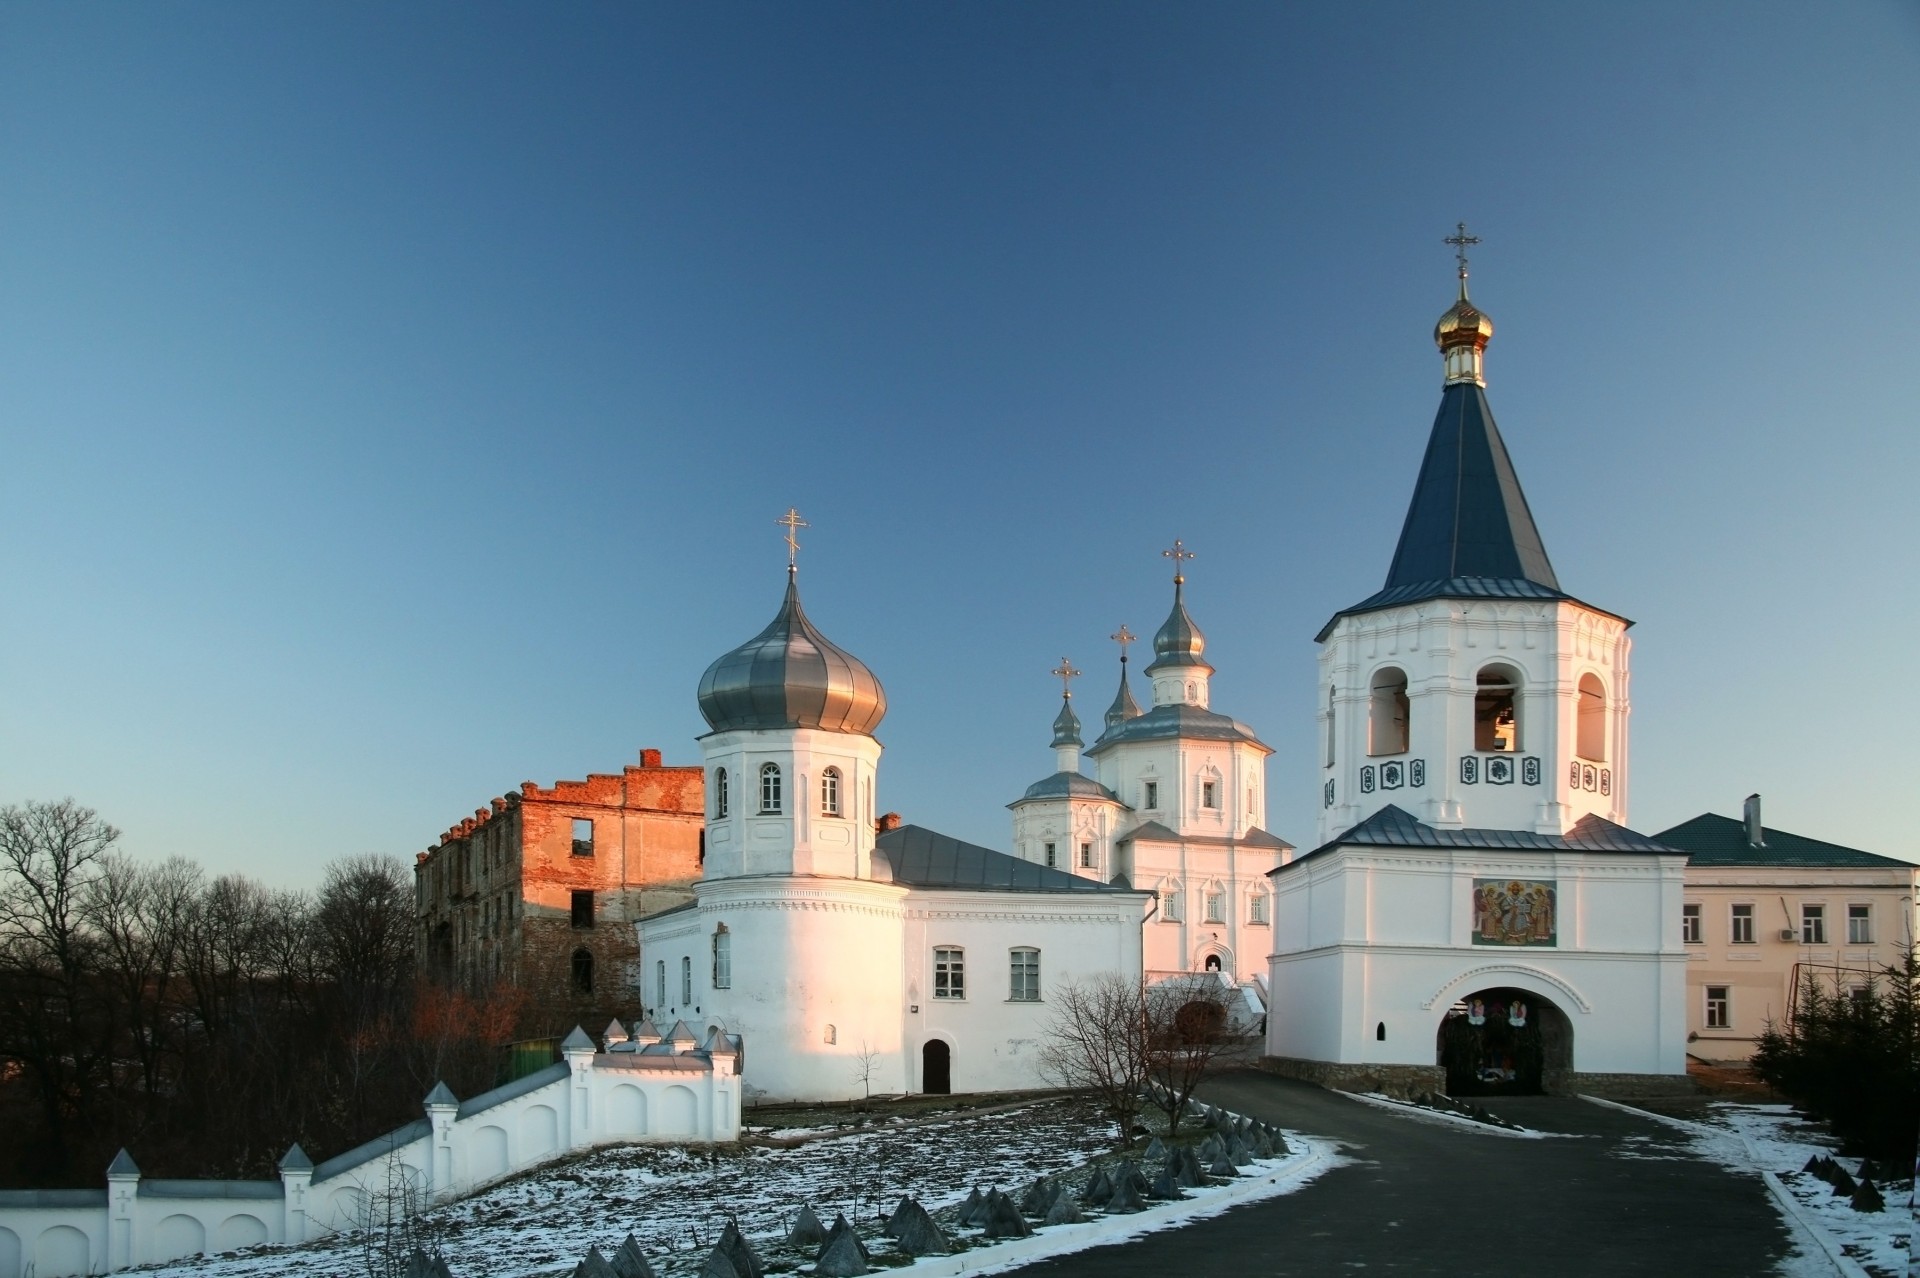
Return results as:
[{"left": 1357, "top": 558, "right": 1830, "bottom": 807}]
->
[
  {"left": 1143, "top": 578, "right": 1212, "bottom": 674},
  {"left": 696, "top": 573, "right": 887, "bottom": 736},
  {"left": 1051, "top": 695, "right": 1083, "bottom": 748}
]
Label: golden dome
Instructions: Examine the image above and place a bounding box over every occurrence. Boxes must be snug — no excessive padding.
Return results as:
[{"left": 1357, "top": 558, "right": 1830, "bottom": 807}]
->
[{"left": 1434, "top": 293, "right": 1493, "bottom": 352}]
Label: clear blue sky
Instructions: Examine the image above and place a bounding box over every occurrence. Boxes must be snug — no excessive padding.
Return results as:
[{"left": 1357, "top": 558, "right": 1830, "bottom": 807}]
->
[{"left": 4, "top": 3, "right": 1917, "bottom": 885}]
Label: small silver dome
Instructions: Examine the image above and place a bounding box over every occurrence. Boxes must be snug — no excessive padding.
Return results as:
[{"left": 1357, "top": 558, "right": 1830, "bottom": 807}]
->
[
  {"left": 697, "top": 573, "right": 886, "bottom": 736},
  {"left": 1144, "top": 579, "right": 1212, "bottom": 674},
  {"left": 1051, "top": 696, "right": 1083, "bottom": 748},
  {"left": 1103, "top": 660, "right": 1142, "bottom": 730}
]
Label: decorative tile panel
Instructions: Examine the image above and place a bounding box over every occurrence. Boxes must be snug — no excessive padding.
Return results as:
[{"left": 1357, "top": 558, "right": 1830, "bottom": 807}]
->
[
  {"left": 1460, "top": 757, "right": 1479, "bottom": 785},
  {"left": 1360, "top": 765, "right": 1376, "bottom": 794}
]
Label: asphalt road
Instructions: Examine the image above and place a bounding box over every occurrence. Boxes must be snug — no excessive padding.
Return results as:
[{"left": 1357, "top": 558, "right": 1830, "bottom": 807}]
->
[{"left": 1012, "top": 1072, "right": 1798, "bottom": 1277}]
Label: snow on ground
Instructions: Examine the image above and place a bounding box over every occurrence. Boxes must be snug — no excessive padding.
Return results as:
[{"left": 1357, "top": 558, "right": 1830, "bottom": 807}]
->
[
  {"left": 124, "top": 1097, "right": 1335, "bottom": 1278},
  {"left": 1600, "top": 1099, "right": 1911, "bottom": 1278}
]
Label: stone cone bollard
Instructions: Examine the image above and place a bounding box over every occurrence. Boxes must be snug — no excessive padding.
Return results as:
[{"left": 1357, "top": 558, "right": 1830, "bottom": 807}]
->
[
  {"left": 984, "top": 1188, "right": 1034, "bottom": 1238},
  {"left": 1198, "top": 1135, "right": 1224, "bottom": 1163},
  {"left": 1850, "top": 1179, "right": 1884, "bottom": 1213},
  {"left": 1207, "top": 1150, "right": 1238, "bottom": 1178},
  {"left": 1150, "top": 1165, "right": 1181, "bottom": 1200},
  {"left": 787, "top": 1204, "right": 829, "bottom": 1249},
  {"left": 1083, "top": 1167, "right": 1114, "bottom": 1208},
  {"left": 957, "top": 1187, "right": 990, "bottom": 1228},
  {"left": 1104, "top": 1173, "right": 1147, "bottom": 1214},
  {"left": 884, "top": 1195, "right": 915, "bottom": 1238},
  {"left": 699, "top": 1246, "right": 741, "bottom": 1278},
  {"left": 815, "top": 1229, "right": 869, "bottom": 1278},
  {"left": 1227, "top": 1136, "right": 1254, "bottom": 1168},
  {"left": 889, "top": 1199, "right": 953, "bottom": 1256},
  {"left": 1144, "top": 1136, "right": 1168, "bottom": 1161},
  {"left": 1019, "top": 1176, "right": 1057, "bottom": 1216},
  {"left": 612, "top": 1235, "right": 657, "bottom": 1278},
  {"left": 1270, "top": 1130, "right": 1292, "bottom": 1157},
  {"left": 573, "top": 1245, "right": 620, "bottom": 1278},
  {"left": 716, "top": 1221, "right": 765, "bottom": 1278},
  {"left": 1173, "top": 1146, "right": 1204, "bottom": 1188},
  {"left": 1249, "top": 1129, "right": 1274, "bottom": 1159},
  {"left": 822, "top": 1214, "right": 870, "bottom": 1262},
  {"left": 1044, "top": 1190, "right": 1087, "bottom": 1225}
]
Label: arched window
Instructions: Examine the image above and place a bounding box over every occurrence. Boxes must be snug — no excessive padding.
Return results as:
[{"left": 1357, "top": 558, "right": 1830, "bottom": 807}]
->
[
  {"left": 1204, "top": 954, "right": 1222, "bottom": 972},
  {"left": 1577, "top": 673, "right": 1606, "bottom": 762},
  {"left": 1475, "top": 664, "right": 1522, "bottom": 753},
  {"left": 714, "top": 768, "right": 729, "bottom": 818},
  {"left": 759, "top": 763, "right": 782, "bottom": 814},
  {"left": 655, "top": 959, "right": 666, "bottom": 1008},
  {"left": 712, "top": 924, "right": 731, "bottom": 989},
  {"left": 571, "top": 948, "right": 594, "bottom": 994},
  {"left": 680, "top": 955, "right": 692, "bottom": 1004},
  {"left": 1368, "top": 667, "right": 1410, "bottom": 756},
  {"left": 1325, "top": 686, "right": 1337, "bottom": 766},
  {"left": 821, "top": 767, "right": 842, "bottom": 816}
]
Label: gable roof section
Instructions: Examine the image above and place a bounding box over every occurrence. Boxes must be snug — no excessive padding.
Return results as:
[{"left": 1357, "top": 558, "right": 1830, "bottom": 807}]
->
[
  {"left": 1286, "top": 803, "right": 1678, "bottom": 868},
  {"left": 1119, "top": 820, "right": 1293, "bottom": 852},
  {"left": 1087, "top": 703, "right": 1271, "bottom": 756},
  {"left": 875, "top": 824, "right": 1134, "bottom": 894},
  {"left": 1318, "top": 383, "right": 1625, "bottom": 640},
  {"left": 1654, "top": 813, "right": 1914, "bottom": 869}
]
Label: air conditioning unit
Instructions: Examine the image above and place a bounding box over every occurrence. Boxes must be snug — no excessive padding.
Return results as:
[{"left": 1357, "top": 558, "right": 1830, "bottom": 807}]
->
[{"left": 1779, "top": 929, "right": 1798, "bottom": 942}]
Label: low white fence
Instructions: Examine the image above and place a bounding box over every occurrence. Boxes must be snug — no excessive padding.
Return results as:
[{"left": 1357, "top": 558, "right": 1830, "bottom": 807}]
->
[{"left": 0, "top": 1023, "right": 740, "bottom": 1278}]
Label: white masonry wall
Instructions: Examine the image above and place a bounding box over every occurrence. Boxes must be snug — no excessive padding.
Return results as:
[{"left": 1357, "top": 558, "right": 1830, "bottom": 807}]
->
[{"left": 0, "top": 1041, "right": 739, "bottom": 1278}]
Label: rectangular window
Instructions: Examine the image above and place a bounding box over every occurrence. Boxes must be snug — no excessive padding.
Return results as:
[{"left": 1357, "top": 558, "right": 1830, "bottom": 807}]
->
[
  {"left": 933, "top": 947, "right": 965, "bottom": 999},
  {"left": 1730, "top": 904, "right": 1755, "bottom": 945},
  {"left": 1801, "top": 904, "right": 1826, "bottom": 945},
  {"left": 1162, "top": 888, "right": 1183, "bottom": 921},
  {"left": 1847, "top": 904, "right": 1871, "bottom": 945},
  {"left": 571, "top": 817, "right": 594, "bottom": 857},
  {"left": 1009, "top": 948, "right": 1040, "bottom": 1002},
  {"left": 1681, "top": 903, "right": 1702, "bottom": 944},
  {"left": 1205, "top": 890, "right": 1224, "bottom": 924},
  {"left": 656, "top": 960, "right": 666, "bottom": 1008},
  {"left": 681, "top": 956, "right": 692, "bottom": 1005},
  {"left": 1250, "top": 893, "right": 1269, "bottom": 925},
  {"left": 1043, "top": 841, "right": 1056, "bottom": 869},
  {"left": 1704, "top": 985, "right": 1730, "bottom": 1029},
  {"left": 571, "top": 890, "right": 594, "bottom": 929},
  {"left": 1079, "top": 842, "right": 1093, "bottom": 868},
  {"left": 1202, "top": 781, "right": 1218, "bottom": 809},
  {"left": 1144, "top": 781, "right": 1159, "bottom": 809}
]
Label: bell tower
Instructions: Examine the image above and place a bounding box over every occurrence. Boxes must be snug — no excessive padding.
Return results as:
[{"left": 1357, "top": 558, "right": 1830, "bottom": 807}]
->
[{"left": 1315, "top": 231, "right": 1632, "bottom": 844}]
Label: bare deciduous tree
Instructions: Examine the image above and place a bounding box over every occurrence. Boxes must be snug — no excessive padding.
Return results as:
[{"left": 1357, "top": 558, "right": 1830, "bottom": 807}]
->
[
  {"left": 1142, "top": 974, "right": 1234, "bottom": 1135},
  {"left": 1038, "top": 974, "right": 1150, "bottom": 1144},
  {"left": 851, "top": 1039, "right": 881, "bottom": 1101}
]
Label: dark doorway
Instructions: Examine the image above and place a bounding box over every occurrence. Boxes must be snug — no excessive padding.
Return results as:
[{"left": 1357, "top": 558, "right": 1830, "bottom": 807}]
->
[
  {"left": 922, "top": 1039, "right": 951, "bottom": 1094},
  {"left": 1436, "top": 987, "right": 1572, "bottom": 1096}
]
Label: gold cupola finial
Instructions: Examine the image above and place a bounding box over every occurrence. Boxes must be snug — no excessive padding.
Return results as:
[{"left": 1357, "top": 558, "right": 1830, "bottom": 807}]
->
[{"left": 1435, "top": 222, "right": 1493, "bottom": 387}]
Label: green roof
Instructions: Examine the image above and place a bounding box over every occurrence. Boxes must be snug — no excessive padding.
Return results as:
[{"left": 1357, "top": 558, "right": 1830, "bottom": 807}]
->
[{"left": 1653, "top": 813, "right": 1913, "bottom": 869}]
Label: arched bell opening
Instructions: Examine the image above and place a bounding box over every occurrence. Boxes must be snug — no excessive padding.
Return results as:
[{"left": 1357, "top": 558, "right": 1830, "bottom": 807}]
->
[{"left": 1435, "top": 987, "right": 1572, "bottom": 1096}]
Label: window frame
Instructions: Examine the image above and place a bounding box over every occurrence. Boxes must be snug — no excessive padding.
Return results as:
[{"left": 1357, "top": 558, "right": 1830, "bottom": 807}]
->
[
  {"left": 681, "top": 955, "right": 692, "bottom": 1005},
  {"left": 1008, "top": 947, "right": 1041, "bottom": 1002},
  {"left": 1576, "top": 672, "right": 1607, "bottom": 762},
  {"left": 1079, "top": 841, "right": 1093, "bottom": 869},
  {"left": 1801, "top": 903, "right": 1827, "bottom": 945},
  {"left": 1729, "top": 903, "right": 1755, "bottom": 945},
  {"left": 759, "top": 762, "right": 783, "bottom": 815},
  {"left": 1681, "top": 903, "right": 1702, "bottom": 945},
  {"left": 821, "top": 767, "right": 842, "bottom": 817},
  {"left": 1143, "top": 780, "right": 1159, "bottom": 810},
  {"left": 655, "top": 959, "right": 666, "bottom": 1008},
  {"left": 1204, "top": 886, "right": 1225, "bottom": 924},
  {"left": 1847, "top": 904, "right": 1871, "bottom": 945},
  {"left": 712, "top": 924, "right": 731, "bottom": 989},
  {"left": 1704, "top": 985, "right": 1730, "bottom": 1029},
  {"left": 1249, "top": 891, "right": 1270, "bottom": 925},
  {"left": 714, "top": 767, "right": 729, "bottom": 818},
  {"left": 571, "top": 817, "right": 595, "bottom": 858},
  {"left": 1201, "top": 779, "right": 1218, "bottom": 809},
  {"left": 570, "top": 889, "right": 595, "bottom": 929},
  {"left": 1161, "top": 883, "right": 1184, "bottom": 922},
  {"left": 1043, "top": 841, "right": 1056, "bottom": 869},
  {"left": 933, "top": 946, "right": 965, "bottom": 1000}
]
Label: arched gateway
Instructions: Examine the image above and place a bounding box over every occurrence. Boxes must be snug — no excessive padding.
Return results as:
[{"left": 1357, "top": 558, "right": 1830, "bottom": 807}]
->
[
  {"left": 921, "top": 1039, "right": 951, "bottom": 1094},
  {"left": 1436, "top": 987, "right": 1573, "bottom": 1096}
]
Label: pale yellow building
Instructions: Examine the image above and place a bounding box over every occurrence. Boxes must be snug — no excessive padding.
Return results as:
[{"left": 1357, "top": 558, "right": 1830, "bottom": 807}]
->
[{"left": 1655, "top": 798, "right": 1918, "bottom": 1063}]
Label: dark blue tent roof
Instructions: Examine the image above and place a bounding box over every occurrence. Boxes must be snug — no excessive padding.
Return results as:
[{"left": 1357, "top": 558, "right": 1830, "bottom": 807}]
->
[
  {"left": 1319, "top": 382, "right": 1622, "bottom": 640},
  {"left": 1284, "top": 803, "right": 1678, "bottom": 867}
]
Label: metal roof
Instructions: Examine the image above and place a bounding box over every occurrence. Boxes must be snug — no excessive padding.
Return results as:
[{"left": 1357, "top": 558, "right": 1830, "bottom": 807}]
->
[
  {"left": 1144, "top": 579, "right": 1212, "bottom": 676},
  {"left": 697, "top": 572, "right": 887, "bottom": 737},
  {"left": 1087, "top": 703, "right": 1271, "bottom": 756},
  {"left": 1317, "top": 382, "right": 1615, "bottom": 641},
  {"left": 1051, "top": 696, "right": 1083, "bottom": 748},
  {"left": 1119, "top": 821, "right": 1293, "bottom": 851},
  {"left": 1653, "top": 813, "right": 1915, "bottom": 869},
  {"left": 1009, "top": 771, "right": 1123, "bottom": 805},
  {"left": 875, "top": 824, "right": 1137, "bottom": 894},
  {"left": 1285, "top": 803, "right": 1679, "bottom": 867}
]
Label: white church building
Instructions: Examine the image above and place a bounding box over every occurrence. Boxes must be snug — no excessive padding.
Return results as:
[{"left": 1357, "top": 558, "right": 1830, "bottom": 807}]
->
[
  {"left": 636, "top": 566, "right": 1150, "bottom": 1102},
  {"left": 1263, "top": 250, "right": 1688, "bottom": 1095}
]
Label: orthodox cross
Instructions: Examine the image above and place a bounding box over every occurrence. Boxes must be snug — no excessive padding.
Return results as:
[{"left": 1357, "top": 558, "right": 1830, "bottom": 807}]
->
[
  {"left": 777, "top": 507, "right": 809, "bottom": 571},
  {"left": 1162, "top": 538, "right": 1195, "bottom": 583},
  {"left": 1052, "top": 657, "right": 1082, "bottom": 699},
  {"left": 1110, "top": 624, "right": 1136, "bottom": 665},
  {"left": 1444, "top": 222, "right": 1481, "bottom": 284}
]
